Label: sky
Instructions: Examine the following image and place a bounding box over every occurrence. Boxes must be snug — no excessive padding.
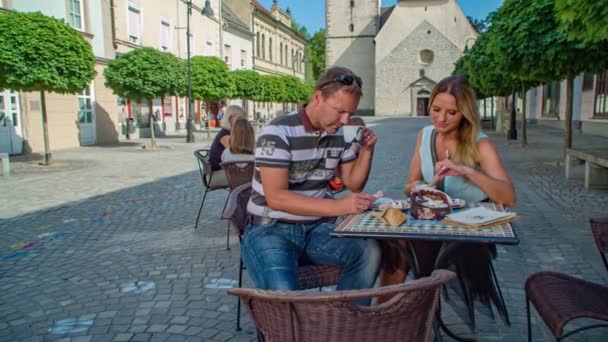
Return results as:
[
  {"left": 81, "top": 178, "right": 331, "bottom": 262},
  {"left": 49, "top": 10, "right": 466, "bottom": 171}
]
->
[{"left": 256, "top": 0, "right": 504, "bottom": 35}]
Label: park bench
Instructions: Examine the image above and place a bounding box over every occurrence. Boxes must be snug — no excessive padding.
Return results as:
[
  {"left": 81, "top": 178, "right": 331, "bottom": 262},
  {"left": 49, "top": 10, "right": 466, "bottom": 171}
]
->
[
  {"left": 565, "top": 148, "right": 608, "bottom": 189},
  {"left": 0, "top": 153, "right": 9, "bottom": 176}
]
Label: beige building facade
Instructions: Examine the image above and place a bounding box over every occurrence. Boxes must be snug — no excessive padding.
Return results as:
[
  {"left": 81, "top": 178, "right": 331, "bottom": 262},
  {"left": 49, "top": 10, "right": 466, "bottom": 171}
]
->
[
  {"left": 251, "top": 0, "right": 306, "bottom": 120},
  {"left": 326, "top": 0, "right": 477, "bottom": 116},
  {"left": 524, "top": 72, "right": 608, "bottom": 137}
]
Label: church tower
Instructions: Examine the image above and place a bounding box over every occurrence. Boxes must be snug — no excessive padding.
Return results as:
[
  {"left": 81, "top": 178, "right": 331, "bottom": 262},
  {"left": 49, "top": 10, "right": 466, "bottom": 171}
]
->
[{"left": 325, "top": 0, "right": 379, "bottom": 115}]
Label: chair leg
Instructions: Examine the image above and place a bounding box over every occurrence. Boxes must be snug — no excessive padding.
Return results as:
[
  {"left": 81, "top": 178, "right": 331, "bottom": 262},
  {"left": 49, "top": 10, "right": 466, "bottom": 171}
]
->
[
  {"left": 489, "top": 260, "right": 510, "bottom": 325},
  {"left": 222, "top": 194, "right": 230, "bottom": 250},
  {"left": 236, "top": 257, "right": 244, "bottom": 331},
  {"left": 526, "top": 296, "right": 532, "bottom": 342},
  {"left": 601, "top": 252, "right": 608, "bottom": 273},
  {"left": 195, "top": 189, "right": 209, "bottom": 230}
]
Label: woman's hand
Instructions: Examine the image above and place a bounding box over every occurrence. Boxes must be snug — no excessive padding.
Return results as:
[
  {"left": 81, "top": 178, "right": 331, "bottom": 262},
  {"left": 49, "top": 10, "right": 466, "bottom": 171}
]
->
[
  {"left": 433, "top": 159, "right": 470, "bottom": 181},
  {"left": 403, "top": 180, "right": 422, "bottom": 195}
]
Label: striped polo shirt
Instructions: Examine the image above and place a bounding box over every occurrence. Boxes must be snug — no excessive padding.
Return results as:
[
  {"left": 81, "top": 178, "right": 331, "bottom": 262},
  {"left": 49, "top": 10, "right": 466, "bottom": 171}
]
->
[{"left": 247, "top": 106, "right": 357, "bottom": 222}]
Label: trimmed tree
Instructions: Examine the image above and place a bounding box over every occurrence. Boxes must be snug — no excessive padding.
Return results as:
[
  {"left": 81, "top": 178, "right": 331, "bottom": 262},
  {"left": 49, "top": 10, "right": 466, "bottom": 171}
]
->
[
  {"left": 489, "top": 0, "right": 608, "bottom": 153},
  {"left": 0, "top": 11, "right": 96, "bottom": 164},
  {"left": 189, "top": 56, "right": 235, "bottom": 135},
  {"left": 230, "top": 69, "right": 262, "bottom": 101},
  {"left": 104, "top": 47, "right": 185, "bottom": 148},
  {"left": 555, "top": 0, "right": 608, "bottom": 43}
]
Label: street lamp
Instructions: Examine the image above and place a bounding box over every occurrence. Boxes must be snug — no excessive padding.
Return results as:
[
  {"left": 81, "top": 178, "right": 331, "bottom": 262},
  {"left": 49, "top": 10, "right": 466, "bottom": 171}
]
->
[{"left": 201, "top": 0, "right": 220, "bottom": 139}]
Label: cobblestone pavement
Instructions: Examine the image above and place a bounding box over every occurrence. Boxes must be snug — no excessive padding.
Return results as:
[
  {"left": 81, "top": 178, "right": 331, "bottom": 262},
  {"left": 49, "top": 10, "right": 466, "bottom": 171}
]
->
[{"left": 1, "top": 119, "right": 607, "bottom": 341}]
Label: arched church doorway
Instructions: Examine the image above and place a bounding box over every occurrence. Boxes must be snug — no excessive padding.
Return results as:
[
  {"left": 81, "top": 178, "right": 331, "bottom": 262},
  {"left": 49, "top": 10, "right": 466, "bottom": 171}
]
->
[{"left": 416, "top": 89, "right": 431, "bottom": 116}]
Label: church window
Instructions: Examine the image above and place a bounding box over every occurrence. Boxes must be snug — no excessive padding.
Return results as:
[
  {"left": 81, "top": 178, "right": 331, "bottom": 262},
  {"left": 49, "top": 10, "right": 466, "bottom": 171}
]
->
[
  {"left": 350, "top": 0, "right": 355, "bottom": 7},
  {"left": 419, "top": 50, "right": 434, "bottom": 65},
  {"left": 349, "top": 23, "right": 354, "bottom": 32}
]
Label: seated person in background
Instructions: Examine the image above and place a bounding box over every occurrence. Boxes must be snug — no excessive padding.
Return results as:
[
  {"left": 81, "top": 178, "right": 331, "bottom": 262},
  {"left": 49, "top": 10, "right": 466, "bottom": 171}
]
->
[
  {"left": 209, "top": 105, "right": 247, "bottom": 171},
  {"left": 221, "top": 118, "right": 255, "bottom": 163},
  {"left": 379, "top": 76, "right": 516, "bottom": 306},
  {"left": 242, "top": 66, "right": 381, "bottom": 305}
]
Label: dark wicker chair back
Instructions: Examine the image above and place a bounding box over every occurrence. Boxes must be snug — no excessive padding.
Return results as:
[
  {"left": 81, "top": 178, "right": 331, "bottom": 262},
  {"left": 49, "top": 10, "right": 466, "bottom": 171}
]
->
[
  {"left": 228, "top": 269, "right": 456, "bottom": 342},
  {"left": 222, "top": 182, "right": 343, "bottom": 331},
  {"left": 590, "top": 217, "right": 608, "bottom": 272},
  {"left": 221, "top": 160, "right": 255, "bottom": 191}
]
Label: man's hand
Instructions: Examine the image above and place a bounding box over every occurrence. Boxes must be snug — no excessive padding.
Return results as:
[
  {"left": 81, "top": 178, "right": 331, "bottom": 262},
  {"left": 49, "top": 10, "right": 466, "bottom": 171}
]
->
[
  {"left": 337, "top": 193, "right": 375, "bottom": 215},
  {"left": 358, "top": 127, "right": 377, "bottom": 151}
]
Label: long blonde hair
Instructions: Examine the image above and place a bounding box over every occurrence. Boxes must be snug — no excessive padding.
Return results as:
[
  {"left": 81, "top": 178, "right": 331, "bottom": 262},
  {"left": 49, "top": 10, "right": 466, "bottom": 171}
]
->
[
  {"left": 429, "top": 76, "right": 481, "bottom": 167},
  {"left": 229, "top": 119, "right": 255, "bottom": 155}
]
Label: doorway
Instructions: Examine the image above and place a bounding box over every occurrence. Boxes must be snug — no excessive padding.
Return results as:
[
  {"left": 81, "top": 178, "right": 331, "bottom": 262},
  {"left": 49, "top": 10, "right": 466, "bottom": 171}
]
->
[
  {"left": 78, "top": 84, "right": 96, "bottom": 146},
  {"left": 0, "top": 89, "right": 23, "bottom": 154},
  {"left": 416, "top": 88, "right": 431, "bottom": 116}
]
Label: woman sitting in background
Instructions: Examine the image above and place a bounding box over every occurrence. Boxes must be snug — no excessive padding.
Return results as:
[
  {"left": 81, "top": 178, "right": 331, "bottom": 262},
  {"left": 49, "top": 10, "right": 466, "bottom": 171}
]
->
[
  {"left": 209, "top": 105, "right": 247, "bottom": 171},
  {"left": 221, "top": 118, "right": 255, "bottom": 163}
]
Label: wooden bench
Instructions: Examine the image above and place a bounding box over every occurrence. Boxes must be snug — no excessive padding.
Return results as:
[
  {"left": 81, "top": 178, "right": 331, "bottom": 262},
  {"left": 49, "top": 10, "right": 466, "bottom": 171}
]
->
[
  {"left": 565, "top": 148, "right": 608, "bottom": 189},
  {"left": 0, "top": 153, "right": 9, "bottom": 176}
]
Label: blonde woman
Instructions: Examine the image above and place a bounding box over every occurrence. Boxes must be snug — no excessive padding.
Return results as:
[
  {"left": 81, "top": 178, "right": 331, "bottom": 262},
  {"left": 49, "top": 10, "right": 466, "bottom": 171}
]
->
[
  {"left": 221, "top": 118, "right": 255, "bottom": 163},
  {"left": 379, "top": 76, "right": 515, "bottom": 305},
  {"left": 208, "top": 105, "right": 247, "bottom": 171}
]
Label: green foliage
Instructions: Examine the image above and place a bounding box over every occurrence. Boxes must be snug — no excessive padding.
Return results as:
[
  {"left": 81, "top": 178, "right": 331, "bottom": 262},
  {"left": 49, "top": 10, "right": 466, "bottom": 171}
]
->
[
  {"left": 555, "top": 0, "right": 608, "bottom": 42},
  {"left": 0, "top": 11, "right": 96, "bottom": 93},
  {"left": 291, "top": 19, "right": 310, "bottom": 40},
  {"left": 189, "top": 56, "right": 235, "bottom": 102},
  {"left": 230, "top": 69, "right": 262, "bottom": 100},
  {"left": 281, "top": 76, "right": 312, "bottom": 103},
  {"left": 466, "top": 15, "right": 486, "bottom": 34},
  {"left": 255, "top": 75, "right": 287, "bottom": 103},
  {"left": 490, "top": 0, "right": 608, "bottom": 83},
  {"left": 104, "top": 47, "right": 185, "bottom": 101},
  {"left": 308, "top": 29, "right": 326, "bottom": 81}
]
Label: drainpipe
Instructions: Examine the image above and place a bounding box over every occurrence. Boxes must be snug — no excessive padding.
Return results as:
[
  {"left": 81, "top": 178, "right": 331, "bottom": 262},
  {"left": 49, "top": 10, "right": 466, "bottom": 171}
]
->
[{"left": 110, "top": 0, "right": 118, "bottom": 49}]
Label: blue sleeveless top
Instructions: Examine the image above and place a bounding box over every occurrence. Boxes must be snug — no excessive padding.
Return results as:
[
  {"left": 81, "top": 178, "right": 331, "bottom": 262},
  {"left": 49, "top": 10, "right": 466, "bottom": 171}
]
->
[{"left": 419, "top": 126, "right": 487, "bottom": 203}]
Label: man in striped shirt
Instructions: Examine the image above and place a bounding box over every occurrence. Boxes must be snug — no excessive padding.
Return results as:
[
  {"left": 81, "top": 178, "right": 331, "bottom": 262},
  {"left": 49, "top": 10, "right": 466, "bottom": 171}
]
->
[{"left": 242, "top": 66, "right": 380, "bottom": 304}]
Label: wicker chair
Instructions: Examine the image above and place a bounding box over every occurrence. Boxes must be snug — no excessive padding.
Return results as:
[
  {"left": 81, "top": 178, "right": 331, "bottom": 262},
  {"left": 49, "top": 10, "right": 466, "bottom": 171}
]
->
[
  {"left": 194, "top": 149, "right": 230, "bottom": 231},
  {"left": 590, "top": 217, "right": 608, "bottom": 272},
  {"left": 228, "top": 269, "right": 456, "bottom": 342},
  {"left": 525, "top": 271, "right": 608, "bottom": 341},
  {"left": 219, "top": 160, "right": 255, "bottom": 250},
  {"left": 223, "top": 182, "right": 343, "bottom": 331}
]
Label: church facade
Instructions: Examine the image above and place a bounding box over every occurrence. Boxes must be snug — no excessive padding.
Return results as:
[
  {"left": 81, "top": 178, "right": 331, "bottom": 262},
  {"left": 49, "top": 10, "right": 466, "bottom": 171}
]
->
[{"left": 326, "top": 0, "right": 478, "bottom": 116}]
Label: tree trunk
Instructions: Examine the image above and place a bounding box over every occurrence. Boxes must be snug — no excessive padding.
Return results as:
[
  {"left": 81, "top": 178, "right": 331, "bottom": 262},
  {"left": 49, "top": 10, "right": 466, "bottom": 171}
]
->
[
  {"left": 40, "top": 90, "right": 51, "bottom": 165},
  {"left": 564, "top": 71, "right": 575, "bottom": 157},
  {"left": 206, "top": 101, "right": 211, "bottom": 139},
  {"left": 148, "top": 99, "right": 156, "bottom": 148},
  {"left": 491, "top": 96, "right": 495, "bottom": 129},
  {"left": 483, "top": 98, "right": 487, "bottom": 120},
  {"left": 521, "top": 81, "right": 527, "bottom": 146}
]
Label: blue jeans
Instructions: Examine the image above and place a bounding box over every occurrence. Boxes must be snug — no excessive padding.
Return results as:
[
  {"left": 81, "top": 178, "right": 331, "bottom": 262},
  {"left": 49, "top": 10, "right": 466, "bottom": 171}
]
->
[{"left": 241, "top": 220, "right": 381, "bottom": 305}]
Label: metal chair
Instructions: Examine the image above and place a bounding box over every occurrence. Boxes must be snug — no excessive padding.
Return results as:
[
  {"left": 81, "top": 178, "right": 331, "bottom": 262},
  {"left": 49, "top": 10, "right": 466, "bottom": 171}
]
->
[
  {"left": 193, "top": 149, "right": 229, "bottom": 230},
  {"left": 222, "top": 182, "right": 343, "bottom": 331},
  {"left": 228, "top": 269, "right": 456, "bottom": 342},
  {"left": 590, "top": 217, "right": 608, "bottom": 272},
  {"left": 220, "top": 160, "right": 255, "bottom": 250}
]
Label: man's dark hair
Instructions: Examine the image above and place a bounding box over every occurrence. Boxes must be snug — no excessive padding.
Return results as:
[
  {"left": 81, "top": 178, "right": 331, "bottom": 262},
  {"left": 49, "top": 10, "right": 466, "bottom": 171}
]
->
[{"left": 315, "top": 66, "right": 363, "bottom": 98}]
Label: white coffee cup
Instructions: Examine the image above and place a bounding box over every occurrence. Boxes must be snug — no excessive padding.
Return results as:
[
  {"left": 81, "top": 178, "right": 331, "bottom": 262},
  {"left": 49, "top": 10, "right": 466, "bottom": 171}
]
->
[{"left": 343, "top": 125, "right": 363, "bottom": 142}]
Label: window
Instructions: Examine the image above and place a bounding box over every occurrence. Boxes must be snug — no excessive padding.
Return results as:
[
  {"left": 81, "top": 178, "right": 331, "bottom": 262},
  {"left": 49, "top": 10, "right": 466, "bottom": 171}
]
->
[
  {"left": 128, "top": 2, "right": 141, "bottom": 44},
  {"left": 262, "top": 34, "right": 265, "bottom": 59},
  {"left": 224, "top": 44, "right": 232, "bottom": 66},
  {"left": 542, "top": 81, "right": 560, "bottom": 118},
  {"left": 280, "top": 42, "right": 283, "bottom": 65},
  {"left": 240, "top": 50, "right": 247, "bottom": 68},
  {"left": 78, "top": 85, "right": 93, "bottom": 124},
  {"left": 205, "top": 41, "right": 213, "bottom": 56},
  {"left": 68, "top": 0, "right": 84, "bottom": 30},
  {"left": 594, "top": 70, "right": 608, "bottom": 118},
  {"left": 269, "top": 38, "right": 273, "bottom": 62},
  {"left": 349, "top": 23, "right": 354, "bottom": 32},
  {"left": 291, "top": 48, "right": 294, "bottom": 68},
  {"left": 160, "top": 19, "right": 171, "bottom": 52},
  {"left": 256, "top": 32, "right": 260, "bottom": 57},
  {"left": 419, "top": 49, "right": 434, "bottom": 64},
  {"left": 285, "top": 45, "right": 288, "bottom": 65}
]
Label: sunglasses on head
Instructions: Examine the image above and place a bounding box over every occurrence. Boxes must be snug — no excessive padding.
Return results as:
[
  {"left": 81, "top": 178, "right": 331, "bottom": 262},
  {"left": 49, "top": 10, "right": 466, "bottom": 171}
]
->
[{"left": 318, "top": 74, "right": 363, "bottom": 89}]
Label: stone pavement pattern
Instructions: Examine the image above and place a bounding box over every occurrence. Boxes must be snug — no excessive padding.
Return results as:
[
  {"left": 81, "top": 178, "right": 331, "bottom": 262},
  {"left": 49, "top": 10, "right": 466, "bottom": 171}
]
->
[{"left": 1, "top": 119, "right": 607, "bottom": 341}]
